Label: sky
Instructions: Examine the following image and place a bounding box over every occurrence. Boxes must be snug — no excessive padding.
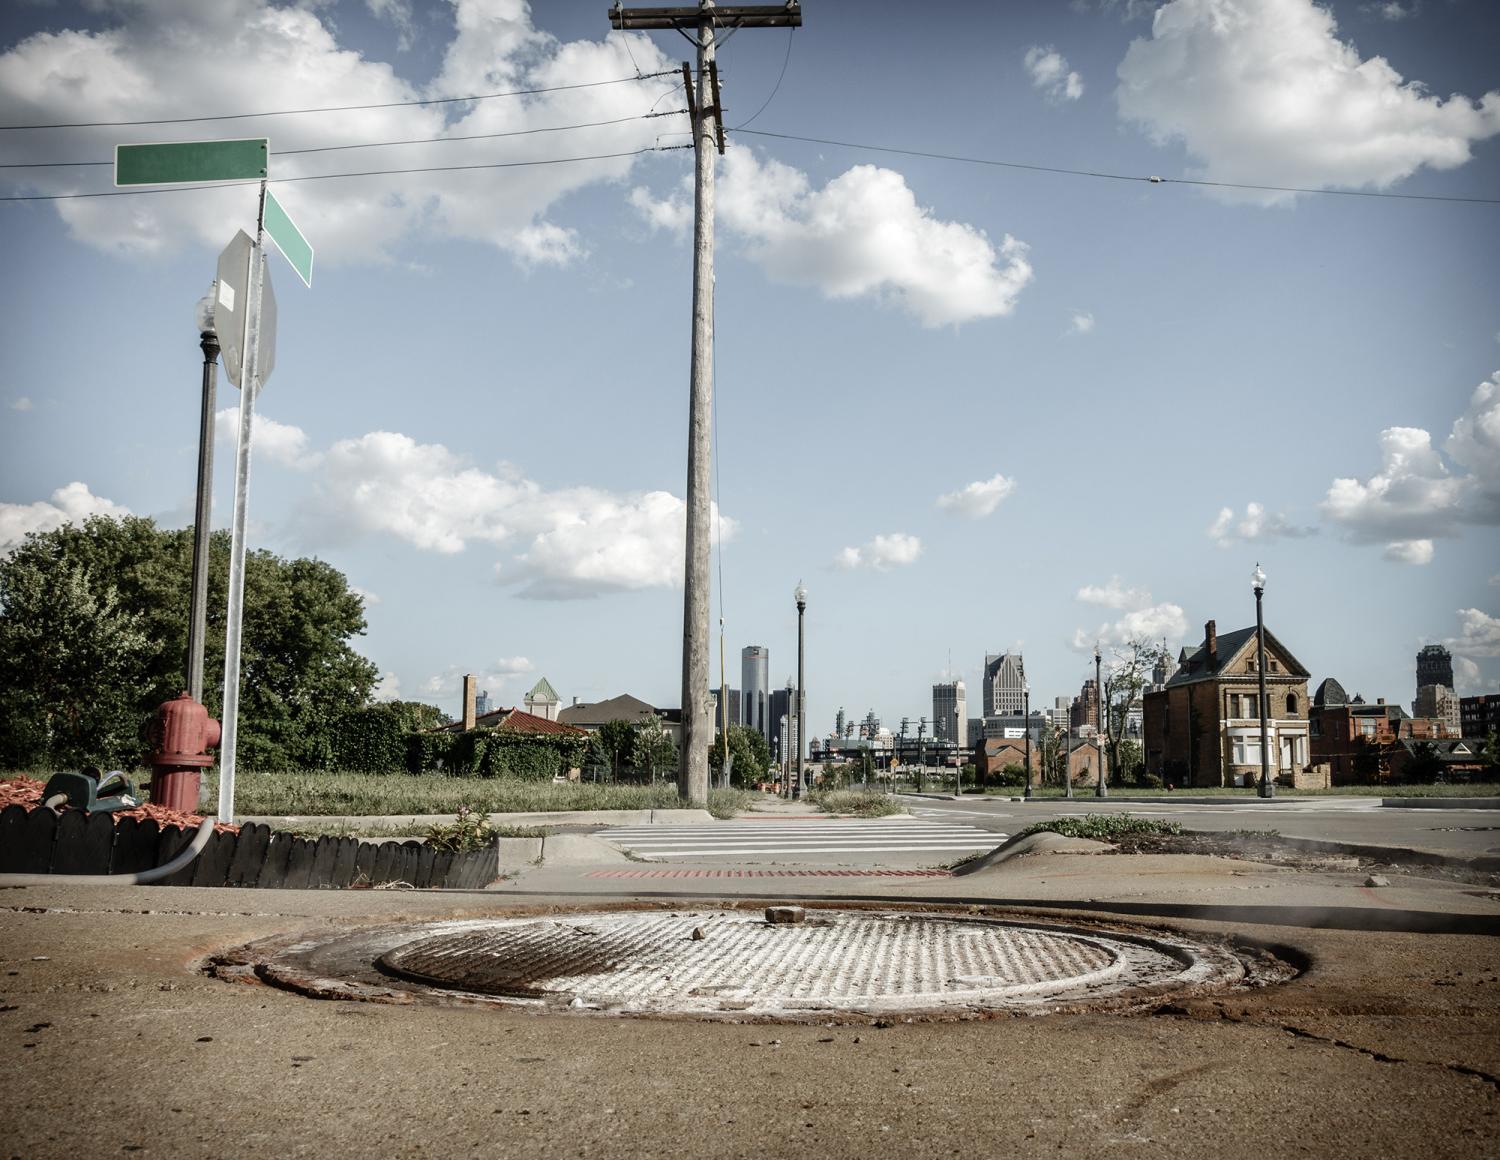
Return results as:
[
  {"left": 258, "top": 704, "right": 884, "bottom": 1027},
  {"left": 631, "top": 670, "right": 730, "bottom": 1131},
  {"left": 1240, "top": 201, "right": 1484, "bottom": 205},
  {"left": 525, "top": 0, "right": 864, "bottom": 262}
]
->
[{"left": 1, "top": 0, "right": 1498, "bottom": 739}]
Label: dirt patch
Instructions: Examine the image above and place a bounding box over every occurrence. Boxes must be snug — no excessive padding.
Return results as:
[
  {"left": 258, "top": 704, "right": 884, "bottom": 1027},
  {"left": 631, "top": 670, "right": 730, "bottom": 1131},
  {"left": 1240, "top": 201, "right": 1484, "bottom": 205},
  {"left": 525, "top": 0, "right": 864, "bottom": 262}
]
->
[{"left": 1108, "top": 830, "right": 1500, "bottom": 888}]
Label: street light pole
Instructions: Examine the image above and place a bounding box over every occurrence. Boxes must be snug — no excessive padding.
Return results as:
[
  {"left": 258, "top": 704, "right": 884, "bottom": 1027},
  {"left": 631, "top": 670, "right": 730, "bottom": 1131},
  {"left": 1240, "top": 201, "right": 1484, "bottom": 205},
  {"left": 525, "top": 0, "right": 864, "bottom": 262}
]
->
[
  {"left": 1095, "top": 643, "right": 1107, "bottom": 798},
  {"left": 778, "top": 714, "right": 788, "bottom": 796},
  {"left": 1023, "top": 683, "right": 1032, "bottom": 800},
  {"left": 1253, "top": 563, "right": 1274, "bottom": 799},
  {"left": 954, "top": 704, "right": 962, "bottom": 797},
  {"left": 918, "top": 717, "right": 927, "bottom": 793},
  {"left": 795, "top": 581, "right": 807, "bottom": 800},
  {"left": 186, "top": 288, "right": 221, "bottom": 705}
]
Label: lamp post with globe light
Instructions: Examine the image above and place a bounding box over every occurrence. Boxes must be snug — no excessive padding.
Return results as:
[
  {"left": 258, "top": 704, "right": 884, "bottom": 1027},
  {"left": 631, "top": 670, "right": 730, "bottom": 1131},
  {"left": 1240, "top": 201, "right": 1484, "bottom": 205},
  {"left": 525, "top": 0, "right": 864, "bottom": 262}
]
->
[
  {"left": 1253, "top": 564, "right": 1274, "bottom": 799},
  {"left": 1095, "top": 642, "right": 1108, "bottom": 798},
  {"left": 794, "top": 581, "right": 807, "bottom": 799},
  {"left": 187, "top": 287, "right": 220, "bottom": 704}
]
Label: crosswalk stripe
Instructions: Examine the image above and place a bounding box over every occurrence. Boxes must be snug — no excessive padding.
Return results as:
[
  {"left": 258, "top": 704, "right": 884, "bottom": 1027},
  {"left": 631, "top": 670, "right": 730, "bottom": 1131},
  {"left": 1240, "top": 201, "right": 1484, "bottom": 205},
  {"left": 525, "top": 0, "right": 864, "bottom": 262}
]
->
[{"left": 602, "top": 818, "right": 1006, "bottom": 860}]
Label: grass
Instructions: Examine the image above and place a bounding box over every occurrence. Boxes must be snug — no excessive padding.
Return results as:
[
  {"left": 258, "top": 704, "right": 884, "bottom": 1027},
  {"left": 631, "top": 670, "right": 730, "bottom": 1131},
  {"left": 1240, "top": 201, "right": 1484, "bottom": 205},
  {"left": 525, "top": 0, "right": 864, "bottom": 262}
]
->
[
  {"left": 707, "top": 787, "right": 758, "bottom": 819},
  {"left": 807, "top": 789, "right": 904, "bottom": 818},
  {"left": 201, "top": 772, "right": 686, "bottom": 817},
  {"left": 1015, "top": 814, "right": 1184, "bottom": 842}
]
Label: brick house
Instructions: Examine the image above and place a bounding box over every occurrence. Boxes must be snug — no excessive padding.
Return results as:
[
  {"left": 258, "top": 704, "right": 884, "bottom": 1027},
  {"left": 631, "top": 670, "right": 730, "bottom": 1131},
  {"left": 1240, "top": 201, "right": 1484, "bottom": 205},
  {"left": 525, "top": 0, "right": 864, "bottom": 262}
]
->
[
  {"left": 1143, "top": 619, "right": 1311, "bottom": 788},
  {"left": 1308, "top": 677, "right": 1460, "bottom": 784},
  {"left": 974, "top": 736, "right": 1104, "bottom": 787}
]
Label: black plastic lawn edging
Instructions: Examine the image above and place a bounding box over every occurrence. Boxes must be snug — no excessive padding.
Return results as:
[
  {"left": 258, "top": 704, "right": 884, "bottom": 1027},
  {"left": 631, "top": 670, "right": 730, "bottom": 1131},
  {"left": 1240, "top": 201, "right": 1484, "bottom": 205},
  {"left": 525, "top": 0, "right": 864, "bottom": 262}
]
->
[{"left": 0, "top": 806, "right": 497, "bottom": 889}]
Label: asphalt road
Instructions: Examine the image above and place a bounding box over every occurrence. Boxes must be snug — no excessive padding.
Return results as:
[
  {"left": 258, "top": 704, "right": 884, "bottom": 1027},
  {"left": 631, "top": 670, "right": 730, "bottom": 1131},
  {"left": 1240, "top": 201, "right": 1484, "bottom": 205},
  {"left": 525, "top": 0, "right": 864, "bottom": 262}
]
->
[{"left": 903, "top": 794, "right": 1500, "bottom": 860}]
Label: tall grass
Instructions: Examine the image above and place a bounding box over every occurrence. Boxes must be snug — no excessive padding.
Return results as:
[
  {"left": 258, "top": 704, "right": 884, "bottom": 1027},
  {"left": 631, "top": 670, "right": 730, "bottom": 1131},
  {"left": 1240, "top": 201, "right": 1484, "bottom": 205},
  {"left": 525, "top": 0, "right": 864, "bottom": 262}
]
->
[
  {"left": 202, "top": 772, "right": 685, "bottom": 816},
  {"left": 808, "top": 789, "right": 904, "bottom": 817}
]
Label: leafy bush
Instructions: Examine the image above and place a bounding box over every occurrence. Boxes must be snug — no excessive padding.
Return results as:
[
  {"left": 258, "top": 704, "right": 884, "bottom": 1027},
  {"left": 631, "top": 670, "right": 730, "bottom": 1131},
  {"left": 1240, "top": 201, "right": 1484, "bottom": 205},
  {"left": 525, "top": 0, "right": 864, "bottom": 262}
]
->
[
  {"left": 707, "top": 787, "right": 757, "bottom": 818},
  {"left": 329, "top": 707, "right": 408, "bottom": 774},
  {"left": 425, "top": 805, "right": 497, "bottom": 853}
]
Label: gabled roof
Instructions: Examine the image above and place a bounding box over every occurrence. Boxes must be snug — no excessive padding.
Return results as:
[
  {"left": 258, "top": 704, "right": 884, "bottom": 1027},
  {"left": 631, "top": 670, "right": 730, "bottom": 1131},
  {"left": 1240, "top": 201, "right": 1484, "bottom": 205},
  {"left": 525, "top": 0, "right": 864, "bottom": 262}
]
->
[
  {"left": 525, "top": 676, "right": 559, "bottom": 703},
  {"left": 1166, "top": 624, "right": 1310, "bottom": 688},
  {"left": 557, "top": 693, "right": 661, "bottom": 727},
  {"left": 440, "top": 707, "right": 587, "bottom": 736}
]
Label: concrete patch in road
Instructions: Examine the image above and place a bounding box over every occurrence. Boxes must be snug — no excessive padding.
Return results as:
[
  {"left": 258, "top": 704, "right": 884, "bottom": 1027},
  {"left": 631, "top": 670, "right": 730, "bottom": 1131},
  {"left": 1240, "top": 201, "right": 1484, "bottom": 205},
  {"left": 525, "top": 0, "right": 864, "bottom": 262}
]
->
[{"left": 952, "top": 831, "right": 1114, "bottom": 875}]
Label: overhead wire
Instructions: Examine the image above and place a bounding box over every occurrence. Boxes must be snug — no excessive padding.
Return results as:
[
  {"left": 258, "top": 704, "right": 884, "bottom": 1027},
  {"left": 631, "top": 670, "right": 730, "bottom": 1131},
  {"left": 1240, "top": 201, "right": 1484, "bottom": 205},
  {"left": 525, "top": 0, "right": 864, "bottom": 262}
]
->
[
  {"left": 730, "top": 127, "right": 1500, "bottom": 206},
  {"left": 0, "top": 70, "right": 678, "bottom": 131},
  {"left": 0, "top": 110, "right": 689, "bottom": 169},
  {"left": 0, "top": 146, "right": 688, "bottom": 202},
  {"left": 731, "top": 27, "right": 794, "bottom": 131}
]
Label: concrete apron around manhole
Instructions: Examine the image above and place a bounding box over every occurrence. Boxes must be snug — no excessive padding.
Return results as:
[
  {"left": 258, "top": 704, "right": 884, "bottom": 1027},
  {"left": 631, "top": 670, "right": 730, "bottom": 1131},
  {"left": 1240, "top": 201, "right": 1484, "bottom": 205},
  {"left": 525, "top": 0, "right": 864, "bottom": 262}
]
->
[{"left": 210, "top": 907, "right": 1297, "bottom": 1020}]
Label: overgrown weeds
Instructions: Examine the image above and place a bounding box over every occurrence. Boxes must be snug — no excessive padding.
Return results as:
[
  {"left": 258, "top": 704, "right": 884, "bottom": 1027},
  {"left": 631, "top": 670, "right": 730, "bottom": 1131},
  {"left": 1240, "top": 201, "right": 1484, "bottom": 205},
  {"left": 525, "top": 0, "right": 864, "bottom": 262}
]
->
[
  {"left": 1015, "top": 814, "right": 1182, "bottom": 841},
  {"left": 808, "top": 789, "right": 904, "bottom": 818},
  {"left": 425, "top": 805, "right": 497, "bottom": 853},
  {"left": 203, "top": 773, "right": 684, "bottom": 816},
  {"left": 707, "top": 787, "right": 757, "bottom": 819}
]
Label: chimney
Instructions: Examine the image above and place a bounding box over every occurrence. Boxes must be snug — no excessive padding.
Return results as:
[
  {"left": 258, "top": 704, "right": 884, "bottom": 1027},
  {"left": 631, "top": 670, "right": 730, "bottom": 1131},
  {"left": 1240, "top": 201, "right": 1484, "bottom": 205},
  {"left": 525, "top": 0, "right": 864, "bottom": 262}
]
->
[
  {"left": 462, "top": 673, "right": 477, "bottom": 731},
  {"left": 1204, "top": 620, "right": 1218, "bottom": 669},
  {"left": 1377, "top": 697, "right": 1386, "bottom": 705}
]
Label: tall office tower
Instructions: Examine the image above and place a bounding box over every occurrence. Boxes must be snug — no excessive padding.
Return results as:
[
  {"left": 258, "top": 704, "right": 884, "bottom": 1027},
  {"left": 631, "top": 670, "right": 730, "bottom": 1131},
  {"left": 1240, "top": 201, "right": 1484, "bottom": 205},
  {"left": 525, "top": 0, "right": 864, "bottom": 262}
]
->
[
  {"left": 932, "top": 680, "right": 967, "bottom": 747},
  {"left": 1071, "top": 678, "right": 1099, "bottom": 733},
  {"left": 982, "top": 653, "right": 1026, "bottom": 717},
  {"left": 1416, "top": 645, "right": 1454, "bottom": 695},
  {"left": 768, "top": 682, "right": 798, "bottom": 761},
  {"left": 741, "top": 645, "right": 770, "bottom": 740},
  {"left": 1414, "top": 684, "right": 1461, "bottom": 735}
]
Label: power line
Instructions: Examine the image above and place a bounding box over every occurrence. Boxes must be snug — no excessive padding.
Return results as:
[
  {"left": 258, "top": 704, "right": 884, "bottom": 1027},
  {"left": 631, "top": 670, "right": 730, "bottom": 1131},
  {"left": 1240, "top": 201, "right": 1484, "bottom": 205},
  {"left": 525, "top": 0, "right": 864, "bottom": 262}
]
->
[
  {"left": 0, "top": 110, "right": 688, "bottom": 170},
  {"left": 0, "top": 146, "right": 686, "bottom": 202},
  {"left": 0, "top": 70, "right": 678, "bottom": 131},
  {"left": 732, "top": 127, "right": 1500, "bottom": 207},
  {"left": 731, "top": 27, "right": 794, "bottom": 131}
]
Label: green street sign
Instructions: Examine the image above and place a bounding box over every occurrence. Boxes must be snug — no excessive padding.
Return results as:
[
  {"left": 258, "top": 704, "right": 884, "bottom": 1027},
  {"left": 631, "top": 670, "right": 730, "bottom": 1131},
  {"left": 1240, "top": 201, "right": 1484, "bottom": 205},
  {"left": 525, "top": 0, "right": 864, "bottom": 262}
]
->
[
  {"left": 263, "top": 190, "right": 313, "bottom": 288},
  {"left": 115, "top": 138, "right": 267, "bottom": 186}
]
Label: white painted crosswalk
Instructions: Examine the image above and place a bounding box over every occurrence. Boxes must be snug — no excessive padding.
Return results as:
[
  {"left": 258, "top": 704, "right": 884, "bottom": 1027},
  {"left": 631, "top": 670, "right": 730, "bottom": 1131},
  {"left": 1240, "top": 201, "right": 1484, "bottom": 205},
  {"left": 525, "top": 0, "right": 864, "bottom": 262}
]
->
[{"left": 602, "top": 818, "right": 1007, "bottom": 862}]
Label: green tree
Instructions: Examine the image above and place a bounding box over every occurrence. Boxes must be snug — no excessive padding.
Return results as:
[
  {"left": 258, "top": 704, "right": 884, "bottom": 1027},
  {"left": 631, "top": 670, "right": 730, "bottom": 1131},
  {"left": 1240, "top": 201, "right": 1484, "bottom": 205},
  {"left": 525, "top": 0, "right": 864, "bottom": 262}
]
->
[
  {"left": 710, "top": 724, "right": 772, "bottom": 787},
  {"left": 1101, "top": 638, "right": 1165, "bottom": 786},
  {"left": 633, "top": 717, "right": 677, "bottom": 783},
  {"left": 0, "top": 515, "right": 378, "bottom": 771},
  {"left": 0, "top": 558, "right": 151, "bottom": 768},
  {"left": 597, "top": 719, "right": 636, "bottom": 782}
]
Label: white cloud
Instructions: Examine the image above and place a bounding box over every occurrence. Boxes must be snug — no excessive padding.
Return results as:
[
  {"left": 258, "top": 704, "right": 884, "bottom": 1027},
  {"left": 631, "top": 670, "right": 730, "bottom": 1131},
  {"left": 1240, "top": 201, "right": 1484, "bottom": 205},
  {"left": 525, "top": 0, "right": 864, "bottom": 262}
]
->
[
  {"left": 0, "top": 0, "right": 681, "bottom": 267},
  {"left": 1068, "top": 312, "right": 1095, "bottom": 335},
  {"left": 0, "top": 482, "right": 131, "bottom": 552},
  {"left": 936, "top": 473, "right": 1016, "bottom": 518},
  {"left": 1071, "top": 579, "right": 1186, "bottom": 650},
  {"left": 1077, "top": 575, "right": 1153, "bottom": 611},
  {"left": 1116, "top": 0, "right": 1500, "bottom": 202},
  {"left": 351, "top": 586, "right": 382, "bottom": 607},
  {"left": 421, "top": 656, "right": 535, "bottom": 701},
  {"left": 836, "top": 533, "right": 923, "bottom": 572},
  {"left": 1321, "top": 372, "right": 1500, "bottom": 558},
  {"left": 214, "top": 408, "right": 318, "bottom": 469},
  {"left": 1360, "top": 1, "right": 1420, "bottom": 20},
  {"left": 9, "top": 397, "right": 33, "bottom": 412},
  {"left": 1453, "top": 656, "right": 1482, "bottom": 694},
  {"left": 367, "top": 0, "right": 417, "bottom": 52},
  {"left": 634, "top": 149, "right": 1034, "bottom": 327},
  {"left": 1208, "top": 501, "right": 1315, "bottom": 546},
  {"left": 1488, "top": 574, "right": 1500, "bottom": 589},
  {"left": 371, "top": 670, "right": 403, "bottom": 702},
  {"left": 1382, "top": 539, "right": 1433, "bottom": 565},
  {"left": 493, "top": 656, "right": 535, "bottom": 674},
  {"left": 1024, "top": 46, "right": 1084, "bottom": 102},
  {"left": 1448, "top": 608, "right": 1500, "bottom": 658},
  {"left": 294, "top": 429, "right": 731, "bottom": 599}
]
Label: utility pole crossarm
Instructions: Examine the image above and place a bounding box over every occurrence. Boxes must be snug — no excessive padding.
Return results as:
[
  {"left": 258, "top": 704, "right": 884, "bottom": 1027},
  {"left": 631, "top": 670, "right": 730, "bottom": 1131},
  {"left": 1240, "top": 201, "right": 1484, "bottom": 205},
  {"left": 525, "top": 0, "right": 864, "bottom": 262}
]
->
[{"left": 609, "top": 3, "right": 802, "bottom": 30}]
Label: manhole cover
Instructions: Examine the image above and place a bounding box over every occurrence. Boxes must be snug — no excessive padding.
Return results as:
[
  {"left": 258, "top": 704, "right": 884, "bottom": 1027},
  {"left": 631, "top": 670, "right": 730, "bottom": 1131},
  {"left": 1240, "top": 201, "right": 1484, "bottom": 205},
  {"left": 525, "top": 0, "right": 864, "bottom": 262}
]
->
[{"left": 213, "top": 909, "right": 1293, "bottom": 1019}]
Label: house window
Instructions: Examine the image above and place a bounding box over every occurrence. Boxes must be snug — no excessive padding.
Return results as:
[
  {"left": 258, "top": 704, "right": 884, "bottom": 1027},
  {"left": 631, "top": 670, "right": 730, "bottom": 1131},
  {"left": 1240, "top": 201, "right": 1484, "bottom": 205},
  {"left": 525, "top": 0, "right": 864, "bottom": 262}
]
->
[
  {"left": 1285, "top": 693, "right": 1297, "bottom": 715},
  {"left": 1270, "top": 660, "right": 1279, "bottom": 673},
  {"left": 1232, "top": 736, "right": 1262, "bottom": 765}
]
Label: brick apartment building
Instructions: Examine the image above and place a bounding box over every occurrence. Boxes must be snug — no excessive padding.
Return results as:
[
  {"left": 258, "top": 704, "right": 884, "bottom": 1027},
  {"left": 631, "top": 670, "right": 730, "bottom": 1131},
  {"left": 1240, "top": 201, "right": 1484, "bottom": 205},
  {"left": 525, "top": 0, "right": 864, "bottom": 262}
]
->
[{"left": 1143, "top": 619, "right": 1310, "bottom": 787}]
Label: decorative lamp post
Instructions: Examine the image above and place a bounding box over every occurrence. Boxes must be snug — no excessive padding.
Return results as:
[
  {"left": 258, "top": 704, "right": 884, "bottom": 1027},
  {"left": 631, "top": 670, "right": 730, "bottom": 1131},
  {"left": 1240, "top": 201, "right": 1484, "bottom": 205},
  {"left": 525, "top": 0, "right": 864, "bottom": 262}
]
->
[
  {"left": 794, "top": 581, "right": 807, "bottom": 799},
  {"left": 1095, "top": 643, "right": 1107, "bottom": 798},
  {"left": 778, "top": 714, "right": 789, "bottom": 796},
  {"left": 1023, "top": 683, "right": 1032, "bottom": 800},
  {"left": 186, "top": 286, "right": 220, "bottom": 705},
  {"left": 954, "top": 704, "right": 963, "bottom": 797},
  {"left": 1253, "top": 563, "right": 1274, "bottom": 799}
]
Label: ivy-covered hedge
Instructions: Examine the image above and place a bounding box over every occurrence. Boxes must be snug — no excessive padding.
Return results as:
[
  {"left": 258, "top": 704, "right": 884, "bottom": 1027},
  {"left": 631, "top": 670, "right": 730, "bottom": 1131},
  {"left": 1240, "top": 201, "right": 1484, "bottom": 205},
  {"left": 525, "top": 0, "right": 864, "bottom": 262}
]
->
[{"left": 331, "top": 710, "right": 587, "bottom": 780}]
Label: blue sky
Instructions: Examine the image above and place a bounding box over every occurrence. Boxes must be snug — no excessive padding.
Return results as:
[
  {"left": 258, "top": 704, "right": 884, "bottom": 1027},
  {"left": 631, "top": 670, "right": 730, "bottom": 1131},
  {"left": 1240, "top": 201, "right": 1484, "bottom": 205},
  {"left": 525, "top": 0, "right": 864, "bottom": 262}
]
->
[{"left": 1, "top": 0, "right": 1497, "bottom": 737}]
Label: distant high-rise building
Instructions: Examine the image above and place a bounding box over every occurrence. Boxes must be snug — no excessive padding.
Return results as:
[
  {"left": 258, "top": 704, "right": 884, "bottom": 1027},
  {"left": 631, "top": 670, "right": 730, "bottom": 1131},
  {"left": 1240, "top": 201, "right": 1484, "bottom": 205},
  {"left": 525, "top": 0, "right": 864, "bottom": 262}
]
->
[
  {"left": 1417, "top": 645, "right": 1454, "bottom": 695},
  {"left": 932, "top": 680, "right": 967, "bottom": 747},
  {"left": 712, "top": 687, "right": 741, "bottom": 732},
  {"left": 1414, "top": 684, "right": 1461, "bottom": 735},
  {"left": 1151, "top": 648, "right": 1178, "bottom": 691},
  {"left": 768, "top": 682, "right": 798, "bottom": 762},
  {"left": 1071, "top": 678, "right": 1100, "bottom": 734},
  {"left": 982, "top": 653, "right": 1026, "bottom": 717},
  {"left": 835, "top": 707, "right": 846, "bottom": 737},
  {"left": 475, "top": 689, "right": 492, "bottom": 717},
  {"left": 741, "top": 645, "right": 770, "bottom": 740}
]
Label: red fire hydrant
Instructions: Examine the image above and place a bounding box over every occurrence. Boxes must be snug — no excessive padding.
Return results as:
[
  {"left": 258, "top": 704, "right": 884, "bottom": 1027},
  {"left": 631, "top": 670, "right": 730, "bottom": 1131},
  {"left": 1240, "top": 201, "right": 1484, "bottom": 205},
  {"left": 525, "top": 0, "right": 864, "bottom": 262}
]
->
[{"left": 146, "top": 692, "right": 221, "bottom": 813}]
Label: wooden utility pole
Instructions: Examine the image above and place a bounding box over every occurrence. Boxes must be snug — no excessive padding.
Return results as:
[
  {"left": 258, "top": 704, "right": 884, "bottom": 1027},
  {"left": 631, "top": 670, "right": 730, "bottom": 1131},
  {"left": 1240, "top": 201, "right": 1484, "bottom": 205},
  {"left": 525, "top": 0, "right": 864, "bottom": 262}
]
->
[{"left": 609, "top": 2, "right": 802, "bottom": 804}]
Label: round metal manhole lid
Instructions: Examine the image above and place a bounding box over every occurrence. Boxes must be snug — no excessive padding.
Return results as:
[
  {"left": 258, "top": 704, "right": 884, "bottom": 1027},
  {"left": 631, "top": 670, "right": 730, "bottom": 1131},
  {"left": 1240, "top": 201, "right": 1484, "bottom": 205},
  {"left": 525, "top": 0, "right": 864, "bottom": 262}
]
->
[{"left": 371, "top": 911, "right": 1251, "bottom": 1015}]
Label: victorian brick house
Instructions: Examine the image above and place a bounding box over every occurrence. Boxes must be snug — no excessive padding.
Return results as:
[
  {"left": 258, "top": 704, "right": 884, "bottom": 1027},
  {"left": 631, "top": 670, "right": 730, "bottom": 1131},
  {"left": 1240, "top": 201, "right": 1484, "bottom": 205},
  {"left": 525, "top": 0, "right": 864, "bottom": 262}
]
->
[{"left": 1143, "top": 619, "right": 1311, "bottom": 787}]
